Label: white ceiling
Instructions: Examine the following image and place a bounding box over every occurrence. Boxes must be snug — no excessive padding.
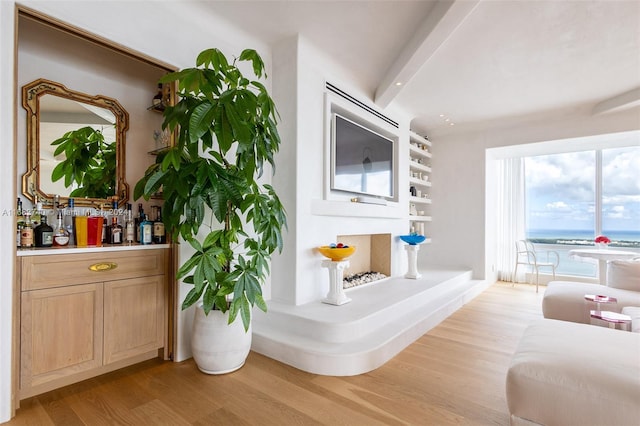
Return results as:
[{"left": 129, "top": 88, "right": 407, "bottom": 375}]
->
[{"left": 198, "top": 0, "right": 640, "bottom": 134}]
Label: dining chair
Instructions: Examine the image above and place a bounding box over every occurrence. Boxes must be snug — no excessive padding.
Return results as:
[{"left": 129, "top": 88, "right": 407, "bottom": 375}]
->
[{"left": 514, "top": 240, "right": 560, "bottom": 292}]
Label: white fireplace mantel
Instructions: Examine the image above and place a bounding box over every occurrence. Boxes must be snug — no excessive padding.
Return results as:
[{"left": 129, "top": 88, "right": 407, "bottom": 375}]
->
[{"left": 310, "top": 199, "right": 405, "bottom": 219}]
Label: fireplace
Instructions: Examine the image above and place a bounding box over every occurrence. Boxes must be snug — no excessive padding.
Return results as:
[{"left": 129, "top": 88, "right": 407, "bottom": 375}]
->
[{"left": 336, "top": 233, "right": 391, "bottom": 288}]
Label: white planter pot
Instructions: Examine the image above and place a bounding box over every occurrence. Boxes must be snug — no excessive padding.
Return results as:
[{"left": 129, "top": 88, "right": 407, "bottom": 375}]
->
[{"left": 191, "top": 304, "right": 252, "bottom": 374}]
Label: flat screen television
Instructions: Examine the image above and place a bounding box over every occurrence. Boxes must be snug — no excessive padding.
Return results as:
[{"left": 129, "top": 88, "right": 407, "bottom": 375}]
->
[{"left": 331, "top": 113, "right": 394, "bottom": 199}]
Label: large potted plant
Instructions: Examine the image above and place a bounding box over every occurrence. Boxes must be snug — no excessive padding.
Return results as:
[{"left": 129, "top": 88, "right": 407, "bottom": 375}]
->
[{"left": 135, "top": 48, "right": 286, "bottom": 374}]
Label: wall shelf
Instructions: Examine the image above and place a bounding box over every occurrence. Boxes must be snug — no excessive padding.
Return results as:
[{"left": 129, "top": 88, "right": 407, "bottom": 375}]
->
[
  {"left": 408, "top": 132, "right": 432, "bottom": 236},
  {"left": 409, "top": 177, "right": 431, "bottom": 187},
  {"left": 408, "top": 215, "right": 432, "bottom": 222},
  {"left": 410, "top": 196, "right": 432, "bottom": 204},
  {"left": 311, "top": 199, "right": 404, "bottom": 219},
  {"left": 409, "top": 161, "right": 432, "bottom": 174},
  {"left": 409, "top": 144, "right": 432, "bottom": 159}
]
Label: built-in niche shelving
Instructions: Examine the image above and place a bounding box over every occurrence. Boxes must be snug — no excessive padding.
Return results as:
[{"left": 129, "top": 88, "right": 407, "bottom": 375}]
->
[{"left": 408, "top": 131, "right": 432, "bottom": 238}]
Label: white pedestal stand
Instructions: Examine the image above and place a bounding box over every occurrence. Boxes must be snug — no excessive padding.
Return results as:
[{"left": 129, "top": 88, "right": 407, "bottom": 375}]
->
[
  {"left": 321, "top": 259, "right": 352, "bottom": 305},
  {"left": 404, "top": 245, "right": 422, "bottom": 279}
]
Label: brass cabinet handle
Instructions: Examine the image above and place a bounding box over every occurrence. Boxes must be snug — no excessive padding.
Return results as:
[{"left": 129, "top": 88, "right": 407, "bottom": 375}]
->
[{"left": 88, "top": 262, "right": 118, "bottom": 272}]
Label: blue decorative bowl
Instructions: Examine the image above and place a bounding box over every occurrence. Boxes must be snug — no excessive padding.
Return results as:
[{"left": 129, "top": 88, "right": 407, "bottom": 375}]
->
[{"left": 400, "top": 235, "right": 426, "bottom": 245}]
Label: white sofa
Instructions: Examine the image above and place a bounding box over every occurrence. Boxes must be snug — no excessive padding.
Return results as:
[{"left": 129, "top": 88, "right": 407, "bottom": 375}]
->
[
  {"left": 542, "top": 281, "right": 640, "bottom": 324},
  {"left": 542, "top": 258, "right": 640, "bottom": 326},
  {"left": 507, "top": 319, "right": 640, "bottom": 426},
  {"left": 507, "top": 258, "right": 640, "bottom": 425}
]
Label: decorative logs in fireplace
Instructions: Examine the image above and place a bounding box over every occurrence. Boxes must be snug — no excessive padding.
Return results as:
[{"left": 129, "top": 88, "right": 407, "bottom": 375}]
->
[{"left": 343, "top": 271, "right": 388, "bottom": 289}]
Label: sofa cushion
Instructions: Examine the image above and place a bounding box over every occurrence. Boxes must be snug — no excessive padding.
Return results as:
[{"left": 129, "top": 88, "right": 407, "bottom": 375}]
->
[
  {"left": 607, "top": 258, "right": 640, "bottom": 291},
  {"left": 542, "top": 281, "right": 640, "bottom": 324},
  {"left": 507, "top": 319, "right": 640, "bottom": 426},
  {"left": 621, "top": 306, "right": 640, "bottom": 333}
]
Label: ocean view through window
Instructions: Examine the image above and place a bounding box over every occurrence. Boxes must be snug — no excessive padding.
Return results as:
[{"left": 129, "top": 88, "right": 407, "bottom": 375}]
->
[{"left": 524, "top": 146, "right": 640, "bottom": 278}]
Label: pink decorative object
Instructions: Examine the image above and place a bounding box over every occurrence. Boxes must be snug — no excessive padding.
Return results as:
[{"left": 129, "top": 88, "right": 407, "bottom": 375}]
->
[{"left": 594, "top": 235, "right": 611, "bottom": 244}]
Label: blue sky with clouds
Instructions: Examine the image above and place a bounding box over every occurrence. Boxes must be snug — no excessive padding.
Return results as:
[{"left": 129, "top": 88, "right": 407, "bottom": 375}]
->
[{"left": 525, "top": 146, "right": 640, "bottom": 233}]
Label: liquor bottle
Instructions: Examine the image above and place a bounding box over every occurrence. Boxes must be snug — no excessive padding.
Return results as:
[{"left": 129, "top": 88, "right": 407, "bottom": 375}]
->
[
  {"left": 16, "top": 198, "right": 24, "bottom": 248},
  {"left": 20, "top": 212, "right": 34, "bottom": 248},
  {"left": 152, "top": 83, "right": 164, "bottom": 111},
  {"left": 151, "top": 206, "right": 166, "bottom": 244},
  {"left": 139, "top": 214, "right": 153, "bottom": 245},
  {"left": 52, "top": 211, "right": 70, "bottom": 247},
  {"left": 135, "top": 203, "right": 145, "bottom": 242},
  {"left": 124, "top": 203, "right": 135, "bottom": 244},
  {"left": 101, "top": 205, "right": 109, "bottom": 244},
  {"left": 34, "top": 215, "right": 54, "bottom": 247},
  {"left": 65, "top": 198, "right": 76, "bottom": 246},
  {"left": 109, "top": 216, "right": 123, "bottom": 244},
  {"left": 53, "top": 194, "right": 60, "bottom": 213},
  {"left": 32, "top": 194, "right": 42, "bottom": 226}
]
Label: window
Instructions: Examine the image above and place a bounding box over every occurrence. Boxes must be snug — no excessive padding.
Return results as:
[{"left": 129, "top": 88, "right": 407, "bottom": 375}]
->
[{"left": 524, "top": 146, "right": 640, "bottom": 278}]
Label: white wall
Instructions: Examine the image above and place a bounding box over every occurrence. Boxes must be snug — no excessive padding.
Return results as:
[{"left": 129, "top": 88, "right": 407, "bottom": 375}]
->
[
  {"left": 270, "top": 36, "right": 413, "bottom": 305},
  {"left": 424, "top": 105, "right": 640, "bottom": 281},
  {"left": 1, "top": 1, "right": 272, "bottom": 421},
  {"left": 0, "top": 2, "right": 17, "bottom": 423}
]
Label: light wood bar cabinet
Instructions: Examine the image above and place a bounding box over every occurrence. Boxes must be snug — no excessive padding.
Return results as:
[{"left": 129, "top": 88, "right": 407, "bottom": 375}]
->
[{"left": 17, "top": 246, "right": 170, "bottom": 399}]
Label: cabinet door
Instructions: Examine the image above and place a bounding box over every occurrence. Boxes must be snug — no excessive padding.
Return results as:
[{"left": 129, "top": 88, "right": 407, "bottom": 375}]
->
[
  {"left": 103, "top": 276, "right": 164, "bottom": 364},
  {"left": 21, "top": 283, "right": 103, "bottom": 391}
]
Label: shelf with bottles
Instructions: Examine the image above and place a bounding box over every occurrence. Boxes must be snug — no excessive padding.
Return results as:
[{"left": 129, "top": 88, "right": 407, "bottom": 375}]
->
[
  {"left": 409, "top": 202, "right": 431, "bottom": 220},
  {"left": 410, "top": 131, "right": 431, "bottom": 154},
  {"left": 408, "top": 221, "right": 431, "bottom": 243},
  {"left": 409, "top": 160, "right": 432, "bottom": 174},
  {"left": 409, "top": 144, "right": 432, "bottom": 159},
  {"left": 147, "top": 82, "right": 172, "bottom": 113}
]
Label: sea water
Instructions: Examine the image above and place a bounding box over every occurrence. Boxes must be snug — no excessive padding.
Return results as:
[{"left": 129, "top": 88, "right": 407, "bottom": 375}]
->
[{"left": 526, "top": 229, "right": 640, "bottom": 278}]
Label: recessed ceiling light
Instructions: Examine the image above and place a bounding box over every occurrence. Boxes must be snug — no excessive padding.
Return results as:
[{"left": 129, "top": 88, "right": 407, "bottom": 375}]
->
[
  {"left": 439, "top": 114, "right": 445, "bottom": 117},
  {"left": 444, "top": 118, "right": 450, "bottom": 122},
  {"left": 395, "top": 81, "right": 403, "bottom": 86},
  {"left": 449, "top": 122, "right": 455, "bottom": 126}
]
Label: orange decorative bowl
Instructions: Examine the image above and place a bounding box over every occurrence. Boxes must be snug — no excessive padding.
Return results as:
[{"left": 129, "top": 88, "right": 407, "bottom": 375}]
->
[{"left": 317, "top": 245, "right": 356, "bottom": 261}]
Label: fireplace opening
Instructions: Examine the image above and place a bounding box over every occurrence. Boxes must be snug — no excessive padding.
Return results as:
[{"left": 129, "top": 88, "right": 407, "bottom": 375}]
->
[{"left": 337, "top": 233, "right": 391, "bottom": 289}]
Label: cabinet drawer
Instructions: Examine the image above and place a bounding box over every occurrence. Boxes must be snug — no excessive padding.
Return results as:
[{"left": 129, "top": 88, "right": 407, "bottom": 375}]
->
[{"left": 21, "top": 249, "right": 167, "bottom": 291}]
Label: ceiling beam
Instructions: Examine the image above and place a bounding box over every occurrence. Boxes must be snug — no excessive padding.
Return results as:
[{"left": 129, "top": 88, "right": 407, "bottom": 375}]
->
[
  {"left": 592, "top": 87, "right": 640, "bottom": 115},
  {"left": 374, "top": 0, "right": 480, "bottom": 109}
]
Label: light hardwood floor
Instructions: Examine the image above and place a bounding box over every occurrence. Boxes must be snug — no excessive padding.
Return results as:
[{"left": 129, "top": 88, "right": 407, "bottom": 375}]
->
[{"left": 8, "top": 282, "right": 544, "bottom": 425}]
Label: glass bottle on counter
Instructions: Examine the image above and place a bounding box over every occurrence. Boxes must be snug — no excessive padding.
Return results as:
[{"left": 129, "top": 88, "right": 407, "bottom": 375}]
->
[
  {"left": 101, "top": 205, "right": 109, "bottom": 244},
  {"left": 34, "top": 215, "right": 54, "bottom": 247},
  {"left": 135, "top": 203, "right": 145, "bottom": 243},
  {"left": 65, "top": 198, "right": 76, "bottom": 246},
  {"left": 153, "top": 206, "right": 166, "bottom": 244},
  {"left": 109, "top": 216, "right": 123, "bottom": 244},
  {"left": 52, "top": 211, "right": 70, "bottom": 247},
  {"left": 20, "top": 212, "right": 34, "bottom": 248},
  {"left": 31, "top": 194, "right": 42, "bottom": 226},
  {"left": 140, "top": 214, "right": 153, "bottom": 245},
  {"left": 16, "top": 198, "right": 24, "bottom": 247},
  {"left": 124, "top": 203, "right": 135, "bottom": 244}
]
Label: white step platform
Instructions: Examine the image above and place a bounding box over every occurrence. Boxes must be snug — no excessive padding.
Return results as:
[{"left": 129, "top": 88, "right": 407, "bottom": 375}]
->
[{"left": 252, "top": 269, "right": 489, "bottom": 376}]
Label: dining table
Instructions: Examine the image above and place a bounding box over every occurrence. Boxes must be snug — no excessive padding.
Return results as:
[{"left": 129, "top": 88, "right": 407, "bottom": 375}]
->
[{"left": 568, "top": 248, "right": 639, "bottom": 284}]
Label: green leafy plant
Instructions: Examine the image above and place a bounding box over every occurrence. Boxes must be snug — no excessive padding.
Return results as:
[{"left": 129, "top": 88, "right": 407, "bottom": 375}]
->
[
  {"left": 134, "top": 48, "right": 286, "bottom": 331},
  {"left": 51, "top": 126, "right": 116, "bottom": 199}
]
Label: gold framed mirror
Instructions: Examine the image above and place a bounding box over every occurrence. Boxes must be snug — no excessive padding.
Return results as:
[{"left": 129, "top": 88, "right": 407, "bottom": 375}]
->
[{"left": 22, "top": 78, "right": 129, "bottom": 207}]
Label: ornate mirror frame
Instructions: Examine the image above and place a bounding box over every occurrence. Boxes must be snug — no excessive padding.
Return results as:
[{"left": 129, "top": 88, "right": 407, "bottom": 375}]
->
[{"left": 22, "top": 78, "right": 130, "bottom": 207}]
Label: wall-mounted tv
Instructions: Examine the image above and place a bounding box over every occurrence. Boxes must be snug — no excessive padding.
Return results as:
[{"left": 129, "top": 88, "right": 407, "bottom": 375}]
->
[{"left": 331, "top": 113, "right": 394, "bottom": 199}]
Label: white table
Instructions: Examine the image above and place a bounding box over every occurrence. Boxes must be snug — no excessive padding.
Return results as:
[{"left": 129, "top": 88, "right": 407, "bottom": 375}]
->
[{"left": 569, "top": 248, "right": 639, "bottom": 284}]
